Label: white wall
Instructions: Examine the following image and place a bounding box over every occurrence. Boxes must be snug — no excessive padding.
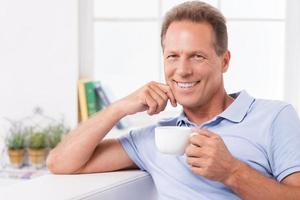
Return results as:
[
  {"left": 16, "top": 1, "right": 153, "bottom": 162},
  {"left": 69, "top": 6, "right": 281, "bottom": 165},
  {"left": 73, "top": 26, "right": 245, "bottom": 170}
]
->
[
  {"left": 0, "top": 0, "right": 78, "bottom": 148},
  {"left": 92, "top": 0, "right": 288, "bottom": 105},
  {"left": 285, "top": 0, "right": 300, "bottom": 112}
]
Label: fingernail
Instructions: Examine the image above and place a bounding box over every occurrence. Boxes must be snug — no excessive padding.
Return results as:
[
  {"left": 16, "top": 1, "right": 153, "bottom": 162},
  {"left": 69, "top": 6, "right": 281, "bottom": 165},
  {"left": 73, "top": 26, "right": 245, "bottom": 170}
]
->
[{"left": 190, "top": 132, "right": 198, "bottom": 137}]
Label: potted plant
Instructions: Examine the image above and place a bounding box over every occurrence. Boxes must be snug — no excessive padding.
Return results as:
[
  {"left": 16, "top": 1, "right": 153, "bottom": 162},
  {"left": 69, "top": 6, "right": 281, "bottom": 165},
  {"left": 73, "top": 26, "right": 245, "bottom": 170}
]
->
[
  {"left": 46, "top": 123, "right": 69, "bottom": 149},
  {"left": 27, "top": 130, "right": 47, "bottom": 168},
  {"left": 5, "top": 122, "right": 26, "bottom": 168}
]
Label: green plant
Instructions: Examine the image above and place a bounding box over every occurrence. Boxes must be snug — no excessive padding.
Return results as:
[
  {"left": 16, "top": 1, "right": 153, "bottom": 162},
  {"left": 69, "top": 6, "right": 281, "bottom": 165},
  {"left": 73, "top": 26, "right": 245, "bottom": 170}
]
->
[
  {"left": 5, "top": 122, "right": 25, "bottom": 150},
  {"left": 46, "top": 123, "right": 69, "bottom": 148},
  {"left": 27, "top": 131, "right": 47, "bottom": 150},
  {"left": 6, "top": 133, "right": 25, "bottom": 150}
]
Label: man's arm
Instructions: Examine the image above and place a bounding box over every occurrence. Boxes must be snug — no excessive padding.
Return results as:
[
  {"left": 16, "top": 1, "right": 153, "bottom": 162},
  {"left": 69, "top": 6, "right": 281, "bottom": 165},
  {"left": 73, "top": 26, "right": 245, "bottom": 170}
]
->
[
  {"left": 75, "top": 139, "right": 138, "bottom": 173},
  {"left": 225, "top": 161, "right": 300, "bottom": 200},
  {"left": 47, "top": 82, "right": 176, "bottom": 174},
  {"left": 186, "top": 129, "right": 300, "bottom": 200},
  {"left": 46, "top": 102, "right": 133, "bottom": 174}
]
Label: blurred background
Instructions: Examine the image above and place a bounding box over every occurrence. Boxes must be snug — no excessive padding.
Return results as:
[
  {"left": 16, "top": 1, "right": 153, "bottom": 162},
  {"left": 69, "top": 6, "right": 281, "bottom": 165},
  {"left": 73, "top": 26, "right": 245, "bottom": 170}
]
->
[{"left": 0, "top": 0, "right": 299, "bottom": 154}]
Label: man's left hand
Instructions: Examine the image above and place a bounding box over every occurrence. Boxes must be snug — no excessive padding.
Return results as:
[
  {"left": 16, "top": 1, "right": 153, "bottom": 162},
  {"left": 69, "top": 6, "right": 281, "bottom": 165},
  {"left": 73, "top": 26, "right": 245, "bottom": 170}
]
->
[{"left": 185, "top": 129, "right": 241, "bottom": 183}]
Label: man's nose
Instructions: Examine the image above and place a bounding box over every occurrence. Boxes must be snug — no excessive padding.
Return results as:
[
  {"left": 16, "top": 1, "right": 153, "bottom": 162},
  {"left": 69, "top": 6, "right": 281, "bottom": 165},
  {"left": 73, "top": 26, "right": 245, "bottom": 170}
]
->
[{"left": 175, "top": 59, "right": 193, "bottom": 77}]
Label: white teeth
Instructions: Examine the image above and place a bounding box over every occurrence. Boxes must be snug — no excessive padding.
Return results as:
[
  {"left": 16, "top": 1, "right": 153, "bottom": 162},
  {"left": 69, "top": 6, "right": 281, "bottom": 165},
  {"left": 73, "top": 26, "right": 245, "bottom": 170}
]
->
[{"left": 177, "top": 82, "right": 197, "bottom": 88}]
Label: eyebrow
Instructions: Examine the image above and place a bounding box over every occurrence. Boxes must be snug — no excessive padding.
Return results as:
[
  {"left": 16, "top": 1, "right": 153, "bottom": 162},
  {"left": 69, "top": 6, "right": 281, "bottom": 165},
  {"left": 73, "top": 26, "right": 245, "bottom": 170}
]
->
[{"left": 164, "top": 50, "right": 208, "bottom": 57}]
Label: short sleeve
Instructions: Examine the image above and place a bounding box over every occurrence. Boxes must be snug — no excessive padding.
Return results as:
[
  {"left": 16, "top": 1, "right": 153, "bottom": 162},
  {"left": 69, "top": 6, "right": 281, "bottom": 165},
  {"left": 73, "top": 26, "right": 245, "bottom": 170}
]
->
[
  {"left": 269, "top": 105, "right": 300, "bottom": 182},
  {"left": 118, "top": 126, "right": 155, "bottom": 171}
]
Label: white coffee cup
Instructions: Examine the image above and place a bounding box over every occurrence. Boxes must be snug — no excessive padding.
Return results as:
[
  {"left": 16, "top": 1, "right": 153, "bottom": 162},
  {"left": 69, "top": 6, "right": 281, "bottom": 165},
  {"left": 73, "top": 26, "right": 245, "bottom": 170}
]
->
[{"left": 155, "top": 126, "right": 192, "bottom": 155}]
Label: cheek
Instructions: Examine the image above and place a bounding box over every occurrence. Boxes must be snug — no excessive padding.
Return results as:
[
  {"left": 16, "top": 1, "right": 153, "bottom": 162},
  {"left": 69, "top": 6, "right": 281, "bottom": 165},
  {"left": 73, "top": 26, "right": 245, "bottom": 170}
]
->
[
  {"left": 193, "top": 66, "right": 211, "bottom": 79},
  {"left": 200, "top": 62, "right": 222, "bottom": 79},
  {"left": 203, "top": 70, "right": 221, "bottom": 84},
  {"left": 205, "top": 70, "right": 223, "bottom": 87},
  {"left": 164, "top": 64, "right": 173, "bottom": 78}
]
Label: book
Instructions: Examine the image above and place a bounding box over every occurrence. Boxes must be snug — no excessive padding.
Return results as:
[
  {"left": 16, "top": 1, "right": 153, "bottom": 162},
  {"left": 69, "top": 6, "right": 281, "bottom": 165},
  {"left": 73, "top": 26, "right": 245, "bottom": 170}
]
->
[
  {"left": 85, "top": 81, "right": 102, "bottom": 117},
  {"left": 77, "top": 79, "right": 127, "bottom": 129},
  {"left": 77, "top": 79, "right": 89, "bottom": 122},
  {"left": 94, "top": 82, "right": 111, "bottom": 107},
  {"left": 94, "top": 82, "right": 126, "bottom": 129}
]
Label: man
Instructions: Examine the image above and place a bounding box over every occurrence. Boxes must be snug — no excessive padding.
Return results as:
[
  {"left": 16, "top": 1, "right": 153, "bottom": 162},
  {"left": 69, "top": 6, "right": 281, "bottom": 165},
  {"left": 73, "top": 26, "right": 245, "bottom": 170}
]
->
[{"left": 47, "top": 1, "right": 300, "bottom": 199}]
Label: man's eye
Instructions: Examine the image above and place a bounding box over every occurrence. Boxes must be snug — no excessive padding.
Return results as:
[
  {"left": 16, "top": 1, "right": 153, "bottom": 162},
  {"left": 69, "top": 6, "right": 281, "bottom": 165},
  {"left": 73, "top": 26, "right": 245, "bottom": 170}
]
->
[
  {"left": 194, "top": 54, "right": 204, "bottom": 59},
  {"left": 193, "top": 54, "right": 204, "bottom": 60},
  {"left": 166, "top": 55, "right": 177, "bottom": 59}
]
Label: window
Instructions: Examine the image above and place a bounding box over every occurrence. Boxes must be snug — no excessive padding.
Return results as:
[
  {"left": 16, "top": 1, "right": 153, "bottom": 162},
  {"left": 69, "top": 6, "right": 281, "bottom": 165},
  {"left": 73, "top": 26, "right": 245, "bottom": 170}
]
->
[{"left": 82, "top": 0, "right": 287, "bottom": 108}]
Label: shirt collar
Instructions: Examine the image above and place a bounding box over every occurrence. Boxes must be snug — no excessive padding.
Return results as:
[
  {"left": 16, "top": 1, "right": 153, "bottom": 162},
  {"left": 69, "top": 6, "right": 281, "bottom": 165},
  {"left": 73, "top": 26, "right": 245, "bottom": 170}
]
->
[
  {"left": 219, "top": 90, "right": 255, "bottom": 122},
  {"left": 176, "top": 90, "right": 255, "bottom": 126},
  {"left": 176, "top": 112, "right": 193, "bottom": 127}
]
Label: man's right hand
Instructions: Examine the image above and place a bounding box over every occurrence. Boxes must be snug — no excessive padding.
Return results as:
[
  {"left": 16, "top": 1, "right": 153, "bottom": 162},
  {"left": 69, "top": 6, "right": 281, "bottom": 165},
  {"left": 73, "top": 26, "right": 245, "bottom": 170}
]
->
[
  {"left": 47, "top": 81, "right": 177, "bottom": 174},
  {"left": 118, "top": 81, "right": 177, "bottom": 116}
]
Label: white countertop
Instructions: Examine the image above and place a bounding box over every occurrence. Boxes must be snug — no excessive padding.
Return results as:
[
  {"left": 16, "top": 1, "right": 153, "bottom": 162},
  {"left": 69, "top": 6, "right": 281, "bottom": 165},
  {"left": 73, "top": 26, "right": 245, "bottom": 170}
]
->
[
  {"left": 0, "top": 170, "right": 157, "bottom": 200},
  {"left": 0, "top": 178, "right": 25, "bottom": 187}
]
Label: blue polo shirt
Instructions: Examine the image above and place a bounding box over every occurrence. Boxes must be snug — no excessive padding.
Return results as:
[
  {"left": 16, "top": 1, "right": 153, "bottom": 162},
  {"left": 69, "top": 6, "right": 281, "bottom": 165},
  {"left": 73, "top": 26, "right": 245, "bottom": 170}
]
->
[{"left": 118, "top": 91, "right": 300, "bottom": 200}]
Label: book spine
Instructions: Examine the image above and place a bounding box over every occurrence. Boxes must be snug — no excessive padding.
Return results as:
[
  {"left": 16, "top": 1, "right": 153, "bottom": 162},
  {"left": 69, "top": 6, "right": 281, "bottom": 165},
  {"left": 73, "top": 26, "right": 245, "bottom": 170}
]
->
[
  {"left": 77, "top": 80, "right": 89, "bottom": 122},
  {"left": 85, "top": 81, "right": 101, "bottom": 117},
  {"left": 94, "top": 84, "right": 126, "bottom": 129},
  {"left": 94, "top": 83, "right": 110, "bottom": 107}
]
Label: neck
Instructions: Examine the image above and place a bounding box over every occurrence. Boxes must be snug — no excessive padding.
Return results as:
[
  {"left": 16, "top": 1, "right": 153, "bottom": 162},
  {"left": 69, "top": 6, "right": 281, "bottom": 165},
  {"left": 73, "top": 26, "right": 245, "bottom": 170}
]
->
[{"left": 183, "top": 88, "right": 234, "bottom": 125}]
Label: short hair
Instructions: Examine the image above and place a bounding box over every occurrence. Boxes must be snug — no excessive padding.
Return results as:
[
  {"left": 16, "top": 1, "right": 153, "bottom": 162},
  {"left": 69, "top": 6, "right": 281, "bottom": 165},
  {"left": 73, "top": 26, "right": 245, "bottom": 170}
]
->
[{"left": 161, "top": 1, "right": 228, "bottom": 56}]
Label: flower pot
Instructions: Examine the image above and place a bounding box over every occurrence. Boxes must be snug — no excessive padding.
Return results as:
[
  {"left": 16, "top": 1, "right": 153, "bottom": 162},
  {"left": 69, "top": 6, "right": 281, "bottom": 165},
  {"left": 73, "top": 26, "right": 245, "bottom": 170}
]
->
[
  {"left": 8, "top": 149, "right": 25, "bottom": 168},
  {"left": 28, "top": 148, "right": 47, "bottom": 168}
]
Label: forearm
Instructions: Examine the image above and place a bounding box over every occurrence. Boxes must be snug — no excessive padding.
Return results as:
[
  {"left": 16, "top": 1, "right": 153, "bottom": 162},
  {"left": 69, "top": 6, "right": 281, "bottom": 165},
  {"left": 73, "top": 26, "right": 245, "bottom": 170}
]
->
[
  {"left": 225, "top": 161, "right": 300, "bottom": 200},
  {"left": 47, "top": 101, "right": 127, "bottom": 173}
]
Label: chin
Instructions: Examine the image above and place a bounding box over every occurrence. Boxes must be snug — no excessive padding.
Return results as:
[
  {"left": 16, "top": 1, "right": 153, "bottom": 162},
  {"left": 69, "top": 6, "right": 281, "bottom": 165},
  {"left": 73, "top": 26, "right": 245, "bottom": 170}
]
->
[{"left": 176, "top": 98, "right": 200, "bottom": 109}]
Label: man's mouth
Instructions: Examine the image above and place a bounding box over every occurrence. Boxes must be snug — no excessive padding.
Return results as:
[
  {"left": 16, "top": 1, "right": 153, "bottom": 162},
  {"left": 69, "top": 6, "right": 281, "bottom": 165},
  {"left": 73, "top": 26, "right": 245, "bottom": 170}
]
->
[{"left": 176, "top": 81, "right": 199, "bottom": 89}]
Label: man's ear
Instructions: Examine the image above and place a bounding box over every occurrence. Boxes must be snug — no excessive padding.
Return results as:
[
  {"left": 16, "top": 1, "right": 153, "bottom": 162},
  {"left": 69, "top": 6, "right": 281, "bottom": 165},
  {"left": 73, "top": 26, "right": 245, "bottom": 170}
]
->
[{"left": 222, "top": 50, "right": 231, "bottom": 73}]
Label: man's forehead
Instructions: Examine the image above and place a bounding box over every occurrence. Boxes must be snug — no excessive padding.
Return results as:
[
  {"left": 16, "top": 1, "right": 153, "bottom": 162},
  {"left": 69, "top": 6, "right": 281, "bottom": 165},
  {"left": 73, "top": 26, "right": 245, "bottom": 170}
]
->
[
  {"left": 163, "top": 38, "right": 215, "bottom": 54},
  {"left": 166, "top": 20, "right": 214, "bottom": 35},
  {"left": 163, "top": 21, "right": 215, "bottom": 46}
]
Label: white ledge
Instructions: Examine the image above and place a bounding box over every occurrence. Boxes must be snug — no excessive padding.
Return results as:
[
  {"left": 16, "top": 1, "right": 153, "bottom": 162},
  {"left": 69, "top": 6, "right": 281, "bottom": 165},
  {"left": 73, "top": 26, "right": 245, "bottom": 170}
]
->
[{"left": 0, "top": 170, "right": 157, "bottom": 200}]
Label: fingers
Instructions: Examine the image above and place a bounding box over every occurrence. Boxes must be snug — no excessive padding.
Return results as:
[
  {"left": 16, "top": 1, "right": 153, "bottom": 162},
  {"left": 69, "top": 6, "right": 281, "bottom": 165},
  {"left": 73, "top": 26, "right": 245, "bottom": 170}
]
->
[
  {"left": 185, "top": 144, "right": 205, "bottom": 157},
  {"left": 186, "top": 157, "right": 206, "bottom": 168},
  {"left": 189, "top": 133, "right": 207, "bottom": 147},
  {"left": 190, "top": 167, "right": 205, "bottom": 176},
  {"left": 148, "top": 84, "right": 168, "bottom": 102},
  {"left": 186, "top": 129, "right": 222, "bottom": 157},
  {"left": 154, "top": 82, "right": 177, "bottom": 107},
  {"left": 192, "top": 128, "right": 218, "bottom": 137},
  {"left": 145, "top": 88, "right": 167, "bottom": 115},
  {"left": 144, "top": 90, "right": 158, "bottom": 115},
  {"left": 143, "top": 82, "right": 177, "bottom": 115}
]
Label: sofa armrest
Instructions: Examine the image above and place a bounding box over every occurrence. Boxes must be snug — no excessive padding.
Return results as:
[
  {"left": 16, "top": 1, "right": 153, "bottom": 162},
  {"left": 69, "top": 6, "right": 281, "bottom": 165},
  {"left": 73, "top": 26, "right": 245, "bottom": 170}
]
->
[{"left": 0, "top": 170, "right": 157, "bottom": 200}]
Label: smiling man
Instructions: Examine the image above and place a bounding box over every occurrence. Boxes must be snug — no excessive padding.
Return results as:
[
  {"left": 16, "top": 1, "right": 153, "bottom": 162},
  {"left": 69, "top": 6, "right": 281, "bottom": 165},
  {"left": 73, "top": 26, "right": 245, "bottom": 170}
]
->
[{"left": 47, "top": 1, "right": 300, "bottom": 199}]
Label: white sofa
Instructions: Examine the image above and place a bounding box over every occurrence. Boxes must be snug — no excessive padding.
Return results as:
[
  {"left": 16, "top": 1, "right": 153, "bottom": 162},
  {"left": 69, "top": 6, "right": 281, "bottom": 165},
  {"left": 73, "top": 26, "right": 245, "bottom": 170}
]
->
[{"left": 0, "top": 170, "right": 158, "bottom": 200}]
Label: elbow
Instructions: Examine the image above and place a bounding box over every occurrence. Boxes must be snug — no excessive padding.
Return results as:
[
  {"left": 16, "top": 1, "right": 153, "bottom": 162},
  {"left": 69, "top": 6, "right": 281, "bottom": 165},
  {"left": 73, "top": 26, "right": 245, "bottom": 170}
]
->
[
  {"left": 46, "top": 150, "right": 74, "bottom": 175},
  {"left": 46, "top": 151, "right": 61, "bottom": 174}
]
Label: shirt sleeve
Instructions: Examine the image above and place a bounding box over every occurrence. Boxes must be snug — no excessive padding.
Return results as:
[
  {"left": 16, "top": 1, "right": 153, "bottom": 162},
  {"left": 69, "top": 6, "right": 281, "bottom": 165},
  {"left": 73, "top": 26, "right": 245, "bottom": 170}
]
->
[
  {"left": 269, "top": 105, "right": 300, "bottom": 182},
  {"left": 118, "top": 126, "right": 155, "bottom": 171}
]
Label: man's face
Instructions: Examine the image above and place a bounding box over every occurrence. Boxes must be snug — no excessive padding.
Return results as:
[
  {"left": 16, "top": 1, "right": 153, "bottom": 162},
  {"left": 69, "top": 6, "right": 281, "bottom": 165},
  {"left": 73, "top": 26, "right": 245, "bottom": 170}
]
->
[{"left": 163, "top": 21, "right": 230, "bottom": 109}]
